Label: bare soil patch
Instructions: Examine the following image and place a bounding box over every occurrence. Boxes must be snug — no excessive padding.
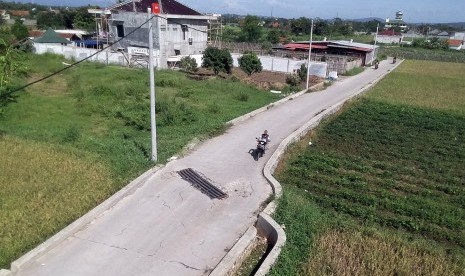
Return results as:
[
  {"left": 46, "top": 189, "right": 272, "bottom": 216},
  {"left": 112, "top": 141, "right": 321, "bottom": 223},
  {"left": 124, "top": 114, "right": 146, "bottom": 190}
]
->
[{"left": 187, "top": 68, "right": 323, "bottom": 91}]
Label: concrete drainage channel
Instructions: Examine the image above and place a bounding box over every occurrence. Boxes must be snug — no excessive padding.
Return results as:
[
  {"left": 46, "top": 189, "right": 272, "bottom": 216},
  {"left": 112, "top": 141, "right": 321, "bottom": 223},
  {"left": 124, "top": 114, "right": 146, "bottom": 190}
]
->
[{"left": 212, "top": 62, "right": 403, "bottom": 276}]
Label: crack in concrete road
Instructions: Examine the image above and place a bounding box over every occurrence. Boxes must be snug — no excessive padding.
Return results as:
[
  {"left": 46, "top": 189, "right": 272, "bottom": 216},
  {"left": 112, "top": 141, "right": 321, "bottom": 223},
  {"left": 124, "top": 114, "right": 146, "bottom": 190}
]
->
[
  {"left": 73, "top": 236, "right": 128, "bottom": 252},
  {"left": 166, "top": 260, "right": 201, "bottom": 271}
]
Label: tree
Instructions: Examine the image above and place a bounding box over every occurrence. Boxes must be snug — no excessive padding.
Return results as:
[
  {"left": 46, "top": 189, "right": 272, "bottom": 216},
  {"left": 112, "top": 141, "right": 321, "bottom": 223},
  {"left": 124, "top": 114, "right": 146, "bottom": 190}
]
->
[
  {"left": 73, "top": 8, "right": 95, "bottom": 31},
  {"left": 313, "top": 18, "right": 329, "bottom": 36},
  {"left": 238, "top": 52, "right": 262, "bottom": 76},
  {"left": 239, "top": 15, "right": 262, "bottom": 42},
  {"left": 290, "top": 17, "right": 311, "bottom": 35},
  {"left": 11, "top": 19, "right": 29, "bottom": 41},
  {"left": 0, "top": 39, "right": 24, "bottom": 115},
  {"left": 202, "top": 47, "right": 233, "bottom": 75},
  {"left": 37, "top": 11, "right": 64, "bottom": 29},
  {"left": 179, "top": 56, "right": 198, "bottom": 72},
  {"left": 297, "top": 63, "right": 307, "bottom": 81},
  {"left": 266, "top": 29, "right": 280, "bottom": 44}
]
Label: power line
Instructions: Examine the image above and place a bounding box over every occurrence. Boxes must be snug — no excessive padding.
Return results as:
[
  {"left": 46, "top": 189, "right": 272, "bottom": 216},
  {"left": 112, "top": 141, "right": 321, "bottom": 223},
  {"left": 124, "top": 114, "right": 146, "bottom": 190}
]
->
[
  {"left": 1, "top": 14, "right": 157, "bottom": 99},
  {"left": 1, "top": 12, "right": 224, "bottom": 100}
]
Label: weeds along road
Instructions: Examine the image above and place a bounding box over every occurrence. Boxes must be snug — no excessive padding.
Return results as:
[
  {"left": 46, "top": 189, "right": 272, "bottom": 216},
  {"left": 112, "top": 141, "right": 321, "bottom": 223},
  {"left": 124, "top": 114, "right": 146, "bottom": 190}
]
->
[{"left": 12, "top": 60, "right": 399, "bottom": 276}]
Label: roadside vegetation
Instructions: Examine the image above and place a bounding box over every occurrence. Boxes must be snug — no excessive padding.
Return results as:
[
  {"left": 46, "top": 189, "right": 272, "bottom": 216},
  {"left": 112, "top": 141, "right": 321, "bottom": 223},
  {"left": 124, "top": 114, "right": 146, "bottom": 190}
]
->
[
  {"left": 380, "top": 46, "right": 465, "bottom": 63},
  {"left": 270, "top": 60, "right": 465, "bottom": 275},
  {"left": 0, "top": 53, "right": 282, "bottom": 268}
]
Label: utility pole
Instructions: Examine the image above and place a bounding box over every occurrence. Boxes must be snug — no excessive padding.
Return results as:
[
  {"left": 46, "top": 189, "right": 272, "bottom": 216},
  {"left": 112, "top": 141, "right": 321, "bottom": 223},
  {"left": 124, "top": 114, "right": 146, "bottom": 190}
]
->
[
  {"left": 148, "top": 8, "right": 157, "bottom": 162},
  {"left": 306, "top": 19, "right": 314, "bottom": 90}
]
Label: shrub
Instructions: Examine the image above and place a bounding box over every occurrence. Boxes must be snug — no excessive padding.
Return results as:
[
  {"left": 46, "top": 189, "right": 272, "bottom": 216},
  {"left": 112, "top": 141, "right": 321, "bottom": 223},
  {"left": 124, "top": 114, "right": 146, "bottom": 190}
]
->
[
  {"left": 286, "top": 74, "right": 301, "bottom": 86},
  {"left": 238, "top": 52, "right": 262, "bottom": 76},
  {"left": 179, "top": 56, "right": 198, "bottom": 72},
  {"left": 202, "top": 47, "right": 233, "bottom": 75},
  {"left": 235, "top": 91, "right": 249, "bottom": 102},
  {"left": 298, "top": 63, "right": 307, "bottom": 81}
]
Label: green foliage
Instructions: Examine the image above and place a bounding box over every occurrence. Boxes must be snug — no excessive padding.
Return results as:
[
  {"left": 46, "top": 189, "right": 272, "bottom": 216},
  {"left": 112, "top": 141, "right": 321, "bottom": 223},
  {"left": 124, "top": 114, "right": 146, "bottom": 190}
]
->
[
  {"left": 298, "top": 63, "right": 307, "bottom": 81},
  {"left": 0, "top": 53, "right": 282, "bottom": 268},
  {"left": 238, "top": 52, "right": 262, "bottom": 76},
  {"left": 11, "top": 19, "right": 29, "bottom": 41},
  {"left": 290, "top": 17, "right": 312, "bottom": 35},
  {"left": 380, "top": 46, "right": 465, "bottom": 63},
  {"left": 266, "top": 29, "right": 281, "bottom": 44},
  {"left": 179, "top": 56, "right": 198, "bottom": 72},
  {"left": 72, "top": 7, "right": 95, "bottom": 31},
  {"left": 272, "top": 61, "right": 465, "bottom": 274},
  {"left": 411, "top": 37, "right": 449, "bottom": 50},
  {"left": 285, "top": 74, "right": 300, "bottom": 86},
  {"left": 202, "top": 47, "right": 233, "bottom": 75},
  {"left": 342, "top": 66, "right": 365, "bottom": 76},
  {"left": 0, "top": 39, "right": 26, "bottom": 115},
  {"left": 36, "top": 11, "right": 65, "bottom": 29},
  {"left": 239, "top": 15, "right": 262, "bottom": 42},
  {"left": 279, "top": 99, "right": 465, "bottom": 246}
]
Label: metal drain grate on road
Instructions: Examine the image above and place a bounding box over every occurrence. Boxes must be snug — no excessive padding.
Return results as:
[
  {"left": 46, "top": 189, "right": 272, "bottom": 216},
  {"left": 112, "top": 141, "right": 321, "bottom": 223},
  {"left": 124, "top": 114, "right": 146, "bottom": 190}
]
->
[{"left": 178, "top": 168, "right": 228, "bottom": 199}]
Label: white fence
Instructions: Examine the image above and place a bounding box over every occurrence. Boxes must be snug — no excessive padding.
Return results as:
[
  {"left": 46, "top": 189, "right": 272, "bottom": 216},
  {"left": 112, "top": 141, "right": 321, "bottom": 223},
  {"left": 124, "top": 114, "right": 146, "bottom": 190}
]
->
[{"left": 33, "top": 44, "right": 327, "bottom": 77}]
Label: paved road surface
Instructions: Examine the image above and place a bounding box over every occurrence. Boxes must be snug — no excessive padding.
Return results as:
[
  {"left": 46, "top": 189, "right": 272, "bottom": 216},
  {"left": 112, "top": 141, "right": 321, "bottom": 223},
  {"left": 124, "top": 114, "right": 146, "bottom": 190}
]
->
[{"left": 13, "top": 60, "right": 398, "bottom": 276}]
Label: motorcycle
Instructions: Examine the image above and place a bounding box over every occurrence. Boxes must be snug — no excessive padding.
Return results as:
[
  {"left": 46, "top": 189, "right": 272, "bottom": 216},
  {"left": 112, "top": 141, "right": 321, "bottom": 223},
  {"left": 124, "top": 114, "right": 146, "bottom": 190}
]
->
[{"left": 255, "top": 137, "right": 267, "bottom": 159}]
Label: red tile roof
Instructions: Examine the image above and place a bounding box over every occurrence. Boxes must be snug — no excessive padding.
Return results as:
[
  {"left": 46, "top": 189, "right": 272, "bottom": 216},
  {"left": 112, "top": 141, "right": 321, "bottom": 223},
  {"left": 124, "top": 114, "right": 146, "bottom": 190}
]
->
[
  {"left": 9, "top": 10, "right": 30, "bottom": 16},
  {"left": 29, "top": 30, "right": 44, "bottom": 38},
  {"left": 448, "top": 39, "right": 463, "bottom": 47},
  {"left": 283, "top": 43, "right": 328, "bottom": 51},
  {"left": 110, "top": 0, "right": 201, "bottom": 15}
]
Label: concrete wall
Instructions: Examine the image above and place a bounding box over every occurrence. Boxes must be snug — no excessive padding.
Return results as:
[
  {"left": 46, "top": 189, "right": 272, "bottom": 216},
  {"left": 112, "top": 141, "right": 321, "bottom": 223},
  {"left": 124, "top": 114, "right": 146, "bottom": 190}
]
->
[
  {"left": 109, "top": 12, "right": 209, "bottom": 69},
  {"left": 376, "top": 35, "right": 403, "bottom": 44},
  {"left": 232, "top": 54, "right": 327, "bottom": 77},
  {"left": 33, "top": 44, "right": 328, "bottom": 76},
  {"left": 34, "top": 43, "right": 130, "bottom": 65},
  {"left": 110, "top": 12, "right": 160, "bottom": 50}
]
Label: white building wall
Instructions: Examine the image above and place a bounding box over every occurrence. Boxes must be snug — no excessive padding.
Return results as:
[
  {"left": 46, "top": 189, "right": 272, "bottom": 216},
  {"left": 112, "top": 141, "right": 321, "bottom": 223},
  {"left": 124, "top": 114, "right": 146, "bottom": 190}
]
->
[{"left": 376, "top": 35, "right": 403, "bottom": 44}]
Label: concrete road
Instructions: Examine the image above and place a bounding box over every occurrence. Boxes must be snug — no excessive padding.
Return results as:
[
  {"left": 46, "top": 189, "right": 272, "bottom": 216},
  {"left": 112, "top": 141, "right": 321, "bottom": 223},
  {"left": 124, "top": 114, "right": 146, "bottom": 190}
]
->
[{"left": 13, "top": 60, "right": 398, "bottom": 276}]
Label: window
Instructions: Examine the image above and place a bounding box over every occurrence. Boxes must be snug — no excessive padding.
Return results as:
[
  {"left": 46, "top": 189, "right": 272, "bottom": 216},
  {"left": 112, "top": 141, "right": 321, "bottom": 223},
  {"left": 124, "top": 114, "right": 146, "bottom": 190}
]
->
[
  {"left": 181, "top": 25, "right": 188, "bottom": 40},
  {"left": 116, "top": 25, "right": 124, "bottom": 37}
]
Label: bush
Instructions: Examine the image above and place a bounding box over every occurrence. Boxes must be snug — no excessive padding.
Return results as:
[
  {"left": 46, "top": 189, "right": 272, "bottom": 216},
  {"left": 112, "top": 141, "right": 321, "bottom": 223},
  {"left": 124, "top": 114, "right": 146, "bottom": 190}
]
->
[
  {"left": 202, "top": 47, "right": 233, "bottom": 75},
  {"left": 179, "top": 56, "right": 198, "bottom": 72},
  {"left": 298, "top": 63, "right": 307, "bottom": 81},
  {"left": 286, "top": 74, "right": 301, "bottom": 86},
  {"left": 238, "top": 52, "right": 262, "bottom": 76}
]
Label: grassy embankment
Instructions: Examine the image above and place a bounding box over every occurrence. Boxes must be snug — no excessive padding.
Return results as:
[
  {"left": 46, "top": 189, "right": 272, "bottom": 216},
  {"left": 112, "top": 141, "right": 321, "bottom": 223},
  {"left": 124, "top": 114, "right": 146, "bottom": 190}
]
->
[
  {"left": 0, "top": 53, "right": 282, "bottom": 268},
  {"left": 270, "top": 60, "right": 465, "bottom": 275}
]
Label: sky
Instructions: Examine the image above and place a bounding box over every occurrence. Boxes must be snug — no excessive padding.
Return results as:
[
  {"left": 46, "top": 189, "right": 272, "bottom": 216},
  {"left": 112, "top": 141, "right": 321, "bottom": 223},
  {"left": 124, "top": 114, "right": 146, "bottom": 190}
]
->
[{"left": 7, "top": 0, "right": 465, "bottom": 23}]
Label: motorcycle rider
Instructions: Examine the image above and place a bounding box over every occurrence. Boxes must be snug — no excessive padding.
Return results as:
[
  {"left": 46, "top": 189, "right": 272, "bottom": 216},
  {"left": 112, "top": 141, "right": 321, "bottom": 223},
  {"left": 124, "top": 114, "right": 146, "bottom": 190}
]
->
[{"left": 260, "top": 130, "right": 270, "bottom": 145}]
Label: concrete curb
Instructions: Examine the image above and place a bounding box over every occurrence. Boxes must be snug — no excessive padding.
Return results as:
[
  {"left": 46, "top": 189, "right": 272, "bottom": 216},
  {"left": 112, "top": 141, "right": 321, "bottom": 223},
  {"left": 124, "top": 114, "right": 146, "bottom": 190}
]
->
[
  {"left": 209, "top": 226, "right": 257, "bottom": 276},
  {"left": 0, "top": 269, "right": 11, "bottom": 276},
  {"left": 7, "top": 164, "right": 165, "bottom": 274},
  {"left": 227, "top": 82, "right": 325, "bottom": 126}
]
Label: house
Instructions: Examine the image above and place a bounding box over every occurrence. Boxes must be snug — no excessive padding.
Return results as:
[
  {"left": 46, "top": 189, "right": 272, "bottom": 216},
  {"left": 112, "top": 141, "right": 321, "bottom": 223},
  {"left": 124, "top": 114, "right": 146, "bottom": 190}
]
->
[
  {"left": 384, "top": 11, "right": 407, "bottom": 32},
  {"left": 33, "top": 28, "right": 72, "bottom": 45},
  {"left": 279, "top": 40, "right": 379, "bottom": 66},
  {"left": 448, "top": 39, "right": 463, "bottom": 50},
  {"left": 436, "top": 31, "right": 450, "bottom": 40},
  {"left": 1, "top": 10, "right": 11, "bottom": 20},
  {"left": 376, "top": 29, "right": 403, "bottom": 44},
  {"left": 9, "top": 10, "right": 30, "bottom": 17},
  {"left": 29, "top": 30, "right": 82, "bottom": 42},
  {"left": 94, "top": 0, "right": 217, "bottom": 69}
]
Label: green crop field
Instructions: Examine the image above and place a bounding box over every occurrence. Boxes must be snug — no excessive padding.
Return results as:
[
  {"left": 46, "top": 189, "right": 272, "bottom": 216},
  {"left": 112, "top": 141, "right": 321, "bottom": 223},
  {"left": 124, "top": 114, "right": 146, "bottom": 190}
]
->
[
  {"left": 271, "top": 60, "right": 465, "bottom": 275},
  {"left": 0, "top": 53, "right": 282, "bottom": 269}
]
